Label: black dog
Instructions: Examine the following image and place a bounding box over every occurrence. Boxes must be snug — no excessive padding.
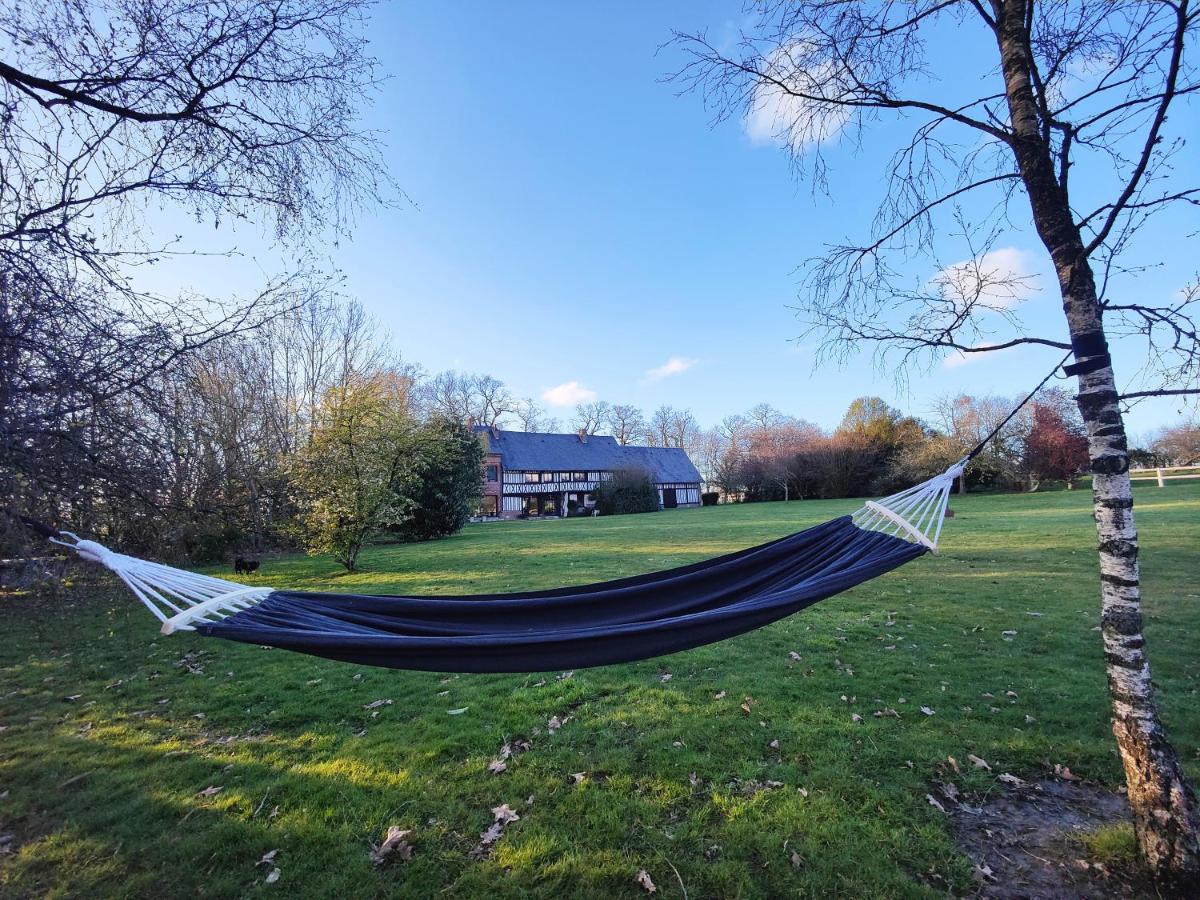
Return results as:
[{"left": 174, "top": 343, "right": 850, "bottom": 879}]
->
[{"left": 233, "top": 557, "right": 260, "bottom": 576}]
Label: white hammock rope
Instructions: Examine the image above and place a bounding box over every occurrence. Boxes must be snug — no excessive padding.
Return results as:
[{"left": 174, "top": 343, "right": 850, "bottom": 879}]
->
[
  {"left": 851, "top": 459, "right": 965, "bottom": 553},
  {"left": 49, "top": 534, "right": 271, "bottom": 634},
  {"left": 52, "top": 461, "right": 966, "bottom": 634}
]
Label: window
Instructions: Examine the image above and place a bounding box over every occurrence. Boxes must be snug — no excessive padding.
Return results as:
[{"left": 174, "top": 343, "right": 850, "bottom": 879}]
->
[
  {"left": 572, "top": 471, "right": 587, "bottom": 482},
  {"left": 557, "top": 471, "right": 571, "bottom": 482},
  {"left": 542, "top": 495, "right": 558, "bottom": 516},
  {"left": 543, "top": 472, "right": 556, "bottom": 482},
  {"left": 485, "top": 465, "right": 498, "bottom": 483},
  {"left": 479, "top": 495, "right": 498, "bottom": 516},
  {"left": 523, "top": 472, "right": 541, "bottom": 483}
]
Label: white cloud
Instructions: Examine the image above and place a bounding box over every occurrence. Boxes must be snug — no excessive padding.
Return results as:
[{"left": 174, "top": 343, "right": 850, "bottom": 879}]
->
[
  {"left": 933, "top": 247, "right": 1041, "bottom": 312},
  {"left": 943, "top": 349, "right": 979, "bottom": 370},
  {"left": 744, "top": 40, "right": 853, "bottom": 152},
  {"left": 541, "top": 380, "right": 597, "bottom": 407},
  {"left": 645, "top": 356, "right": 699, "bottom": 382}
]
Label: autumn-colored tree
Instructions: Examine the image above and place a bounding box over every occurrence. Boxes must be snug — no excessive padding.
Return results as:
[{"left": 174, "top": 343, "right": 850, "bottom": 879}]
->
[
  {"left": 288, "top": 372, "right": 419, "bottom": 571},
  {"left": 1023, "top": 403, "right": 1090, "bottom": 488}
]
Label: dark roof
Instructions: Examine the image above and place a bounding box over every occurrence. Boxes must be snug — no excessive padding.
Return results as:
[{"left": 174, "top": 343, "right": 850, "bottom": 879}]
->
[{"left": 476, "top": 428, "right": 702, "bottom": 484}]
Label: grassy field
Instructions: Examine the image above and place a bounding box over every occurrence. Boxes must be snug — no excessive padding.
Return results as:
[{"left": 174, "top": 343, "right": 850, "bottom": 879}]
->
[{"left": 2, "top": 484, "right": 1198, "bottom": 898}]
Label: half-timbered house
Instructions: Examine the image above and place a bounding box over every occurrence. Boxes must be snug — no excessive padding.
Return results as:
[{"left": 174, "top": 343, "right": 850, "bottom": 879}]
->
[{"left": 474, "top": 426, "right": 703, "bottom": 518}]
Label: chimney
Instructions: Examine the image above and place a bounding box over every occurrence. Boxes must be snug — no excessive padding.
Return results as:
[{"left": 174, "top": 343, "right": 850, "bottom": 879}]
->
[{"left": 577, "top": 428, "right": 588, "bottom": 444}]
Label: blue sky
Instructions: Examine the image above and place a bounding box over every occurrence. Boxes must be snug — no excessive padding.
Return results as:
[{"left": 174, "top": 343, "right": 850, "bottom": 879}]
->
[{"left": 140, "top": 2, "right": 1197, "bottom": 439}]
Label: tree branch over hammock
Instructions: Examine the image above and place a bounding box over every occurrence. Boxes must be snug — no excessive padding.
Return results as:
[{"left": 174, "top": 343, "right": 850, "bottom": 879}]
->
[
  {"left": 671, "top": 0, "right": 1200, "bottom": 883},
  {"left": 0, "top": 0, "right": 395, "bottom": 552}
]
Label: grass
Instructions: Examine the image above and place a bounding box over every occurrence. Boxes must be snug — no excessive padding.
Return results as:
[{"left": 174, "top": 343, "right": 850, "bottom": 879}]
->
[{"left": 2, "top": 483, "right": 1198, "bottom": 898}]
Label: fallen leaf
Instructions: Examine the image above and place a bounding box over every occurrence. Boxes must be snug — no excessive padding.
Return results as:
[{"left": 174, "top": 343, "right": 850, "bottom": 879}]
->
[
  {"left": 660, "top": 673, "right": 672, "bottom": 683},
  {"left": 265, "top": 867, "right": 281, "bottom": 884},
  {"left": 257, "top": 850, "right": 278, "bottom": 866},
  {"left": 790, "top": 849, "right": 804, "bottom": 869},
  {"left": 547, "top": 715, "right": 563, "bottom": 732},
  {"left": 487, "top": 760, "right": 507, "bottom": 775},
  {"left": 788, "top": 651, "right": 801, "bottom": 661},
  {"left": 968, "top": 754, "right": 991, "bottom": 771},
  {"left": 947, "top": 756, "right": 961, "bottom": 774},
  {"left": 492, "top": 803, "right": 520, "bottom": 825},
  {"left": 998, "top": 773, "right": 1026, "bottom": 787},
  {"left": 920, "top": 706, "right": 936, "bottom": 716},
  {"left": 1054, "top": 764, "right": 1080, "bottom": 781},
  {"left": 570, "top": 772, "right": 587, "bottom": 784},
  {"left": 940, "top": 782, "right": 960, "bottom": 802},
  {"left": 635, "top": 868, "right": 657, "bottom": 893},
  {"left": 363, "top": 699, "right": 392, "bottom": 710},
  {"left": 478, "top": 822, "right": 504, "bottom": 845},
  {"left": 447, "top": 707, "right": 469, "bottom": 715},
  {"left": 798, "top": 787, "right": 809, "bottom": 797},
  {"left": 926, "top": 794, "right": 947, "bottom": 813},
  {"left": 851, "top": 713, "right": 863, "bottom": 724},
  {"left": 688, "top": 772, "right": 699, "bottom": 786},
  {"left": 370, "top": 826, "right": 414, "bottom": 865},
  {"left": 197, "top": 785, "right": 223, "bottom": 798},
  {"left": 713, "top": 690, "right": 727, "bottom": 700},
  {"left": 1025, "top": 714, "right": 1037, "bottom": 724},
  {"left": 769, "top": 739, "right": 780, "bottom": 749}
]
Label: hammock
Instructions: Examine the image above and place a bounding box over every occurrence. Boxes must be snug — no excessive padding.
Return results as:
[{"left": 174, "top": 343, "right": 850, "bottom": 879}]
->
[{"left": 46, "top": 461, "right": 963, "bottom": 673}]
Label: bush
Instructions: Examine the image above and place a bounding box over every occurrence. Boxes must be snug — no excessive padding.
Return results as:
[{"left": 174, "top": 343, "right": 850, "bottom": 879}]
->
[
  {"left": 701, "top": 492, "right": 719, "bottom": 506},
  {"left": 391, "top": 416, "right": 485, "bottom": 543},
  {"left": 593, "top": 467, "right": 659, "bottom": 516}
]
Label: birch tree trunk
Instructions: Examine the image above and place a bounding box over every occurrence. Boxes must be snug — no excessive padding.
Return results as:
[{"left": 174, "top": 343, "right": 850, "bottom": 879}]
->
[{"left": 995, "top": 1, "right": 1200, "bottom": 881}]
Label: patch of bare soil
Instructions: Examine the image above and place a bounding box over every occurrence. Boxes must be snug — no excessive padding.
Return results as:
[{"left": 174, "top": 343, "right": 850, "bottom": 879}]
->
[{"left": 951, "top": 779, "right": 1160, "bottom": 899}]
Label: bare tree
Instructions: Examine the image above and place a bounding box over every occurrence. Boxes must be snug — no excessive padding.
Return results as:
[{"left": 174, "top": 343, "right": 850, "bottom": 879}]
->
[
  {"left": 674, "top": 0, "right": 1200, "bottom": 879},
  {"left": 1, "top": 0, "right": 391, "bottom": 549},
  {"left": 573, "top": 401, "right": 612, "bottom": 435},
  {"left": 513, "top": 397, "right": 558, "bottom": 433},
  {"left": 470, "top": 374, "right": 515, "bottom": 427},
  {"left": 607, "top": 403, "right": 646, "bottom": 445},
  {"left": 1153, "top": 418, "right": 1200, "bottom": 465}
]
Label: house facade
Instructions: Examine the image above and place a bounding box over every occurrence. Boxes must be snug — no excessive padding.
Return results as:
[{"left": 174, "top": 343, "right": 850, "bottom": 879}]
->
[{"left": 474, "top": 426, "right": 703, "bottom": 518}]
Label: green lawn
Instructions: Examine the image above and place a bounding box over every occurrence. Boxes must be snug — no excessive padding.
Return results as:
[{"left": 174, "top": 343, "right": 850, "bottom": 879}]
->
[{"left": 2, "top": 485, "right": 1198, "bottom": 898}]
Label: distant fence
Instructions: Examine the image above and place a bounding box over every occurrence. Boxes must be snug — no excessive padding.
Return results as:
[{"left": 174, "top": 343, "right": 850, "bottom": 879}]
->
[{"left": 1129, "top": 465, "right": 1200, "bottom": 487}]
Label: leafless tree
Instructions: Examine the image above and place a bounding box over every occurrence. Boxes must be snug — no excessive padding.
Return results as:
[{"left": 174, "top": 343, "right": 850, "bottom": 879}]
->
[
  {"left": 573, "top": 401, "right": 612, "bottom": 435},
  {"left": 607, "top": 403, "right": 647, "bottom": 445},
  {"left": 1152, "top": 418, "right": 1200, "bottom": 465},
  {"left": 674, "top": 0, "right": 1200, "bottom": 878},
  {"left": 513, "top": 397, "right": 558, "bottom": 433},
  {"left": 1, "top": 0, "right": 391, "bottom": 551}
]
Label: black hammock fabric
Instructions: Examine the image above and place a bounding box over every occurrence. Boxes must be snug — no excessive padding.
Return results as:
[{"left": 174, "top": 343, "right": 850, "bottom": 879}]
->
[{"left": 197, "top": 516, "right": 926, "bottom": 673}]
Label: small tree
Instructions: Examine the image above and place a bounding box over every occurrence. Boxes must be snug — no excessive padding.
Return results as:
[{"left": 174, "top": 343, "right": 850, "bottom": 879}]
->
[
  {"left": 593, "top": 467, "right": 660, "bottom": 516},
  {"left": 393, "top": 416, "right": 485, "bottom": 542},
  {"left": 1023, "top": 402, "right": 1090, "bottom": 489},
  {"left": 289, "top": 373, "right": 416, "bottom": 571}
]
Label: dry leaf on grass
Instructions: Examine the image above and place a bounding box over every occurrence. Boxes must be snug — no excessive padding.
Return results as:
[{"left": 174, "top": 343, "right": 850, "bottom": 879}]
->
[
  {"left": 790, "top": 849, "right": 804, "bottom": 870},
  {"left": 968, "top": 754, "right": 991, "bottom": 771},
  {"left": 492, "top": 803, "right": 520, "bottom": 825},
  {"left": 570, "top": 772, "right": 588, "bottom": 784},
  {"left": 920, "top": 706, "right": 936, "bottom": 716},
  {"left": 363, "top": 699, "right": 392, "bottom": 710},
  {"left": 265, "top": 868, "right": 281, "bottom": 884},
  {"left": 447, "top": 707, "right": 469, "bottom": 715},
  {"left": 256, "top": 850, "right": 278, "bottom": 866},
  {"left": 487, "top": 760, "right": 507, "bottom": 775},
  {"left": 926, "top": 794, "right": 947, "bottom": 813},
  {"left": 713, "top": 690, "right": 727, "bottom": 700},
  {"left": 851, "top": 713, "right": 863, "bottom": 724},
  {"left": 659, "top": 673, "right": 672, "bottom": 683},
  {"left": 1054, "top": 764, "right": 1080, "bottom": 781},
  {"left": 635, "top": 868, "right": 656, "bottom": 893},
  {"left": 998, "top": 773, "right": 1026, "bottom": 788},
  {"left": 370, "top": 826, "right": 414, "bottom": 866},
  {"left": 947, "top": 755, "right": 960, "bottom": 773},
  {"left": 197, "top": 785, "right": 223, "bottom": 797}
]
